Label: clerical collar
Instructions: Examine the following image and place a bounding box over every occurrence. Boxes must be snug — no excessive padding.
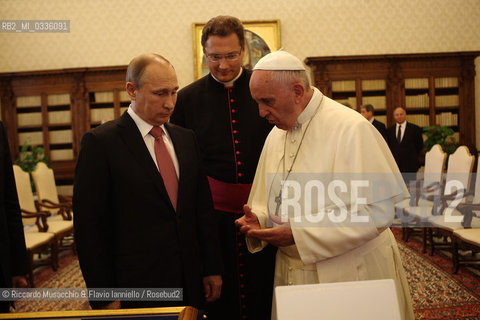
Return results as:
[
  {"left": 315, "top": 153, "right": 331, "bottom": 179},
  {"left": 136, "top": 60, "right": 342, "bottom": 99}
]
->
[
  {"left": 211, "top": 68, "right": 243, "bottom": 88},
  {"left": 294, "top": 87, "right": 323, "bottom": 127}
]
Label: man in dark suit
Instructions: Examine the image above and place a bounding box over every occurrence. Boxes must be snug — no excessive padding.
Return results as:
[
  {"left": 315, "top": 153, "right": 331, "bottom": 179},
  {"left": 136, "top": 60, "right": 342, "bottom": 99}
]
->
[
  {"left": 387, "top": 107, "right": 424, "bottom": 183},
  {"left": 73, "top": 54, "right": 222, "bottom": 311},
  {"left": 0, "top": 121, "right": 28, "bottom": 313},
  {"left": 360, "top": 104, "right": 387, "bottom": 141}
]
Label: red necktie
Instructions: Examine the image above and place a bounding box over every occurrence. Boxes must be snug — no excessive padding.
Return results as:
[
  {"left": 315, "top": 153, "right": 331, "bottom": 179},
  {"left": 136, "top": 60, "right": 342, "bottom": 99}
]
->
[{"left": 150, "top": 127, "right": 178, "bottom": 210}]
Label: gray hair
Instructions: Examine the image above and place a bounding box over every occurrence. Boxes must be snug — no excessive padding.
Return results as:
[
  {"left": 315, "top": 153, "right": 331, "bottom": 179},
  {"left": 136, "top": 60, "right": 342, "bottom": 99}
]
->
[{"left": 270, "top": 70, "right": 311, "bottom": 91}]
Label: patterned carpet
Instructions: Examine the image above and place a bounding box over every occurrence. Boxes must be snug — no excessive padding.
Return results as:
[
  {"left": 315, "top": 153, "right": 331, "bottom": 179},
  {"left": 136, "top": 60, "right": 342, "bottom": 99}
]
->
[
  {"left": 11, "top": 229, "right": 480, "bottom": 319},
  {"left": 392, "top": 228, "right": 480, "bottom": 320}
]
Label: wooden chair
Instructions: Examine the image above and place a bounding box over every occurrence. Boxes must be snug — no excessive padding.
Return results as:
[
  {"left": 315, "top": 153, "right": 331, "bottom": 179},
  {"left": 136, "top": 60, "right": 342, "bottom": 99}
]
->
[
  {"left": 427, "top": 150, "right": 477, "bottom": 256},
  {"left": 31, "top": 162, "right": 73, "bottom": 222},
  {"left": 395, "top": 144, "right": 446, "bottom": 247},
  {"left": 450, "top": 157, "right": 480, "bottom": 273},
  {"left": 31, "top": 162, "right": 75, "bottom": 253},
  {"left": 402, "top": 146, "right": 473, "bottom": 254},
  {"left": 13, "top": 165, "right": 57, "bottom": 287}
]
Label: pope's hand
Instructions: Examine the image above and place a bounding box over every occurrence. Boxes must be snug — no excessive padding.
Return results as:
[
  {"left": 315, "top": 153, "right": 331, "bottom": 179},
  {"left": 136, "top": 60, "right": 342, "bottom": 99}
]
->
[
  {"left": 248, "top": 226, "right": 295, "bottom": 247},
  {"left": 235, "top": 205, "right": 261, "bottom": 234},
  {"left": 236, "top": 205, "right": 295, "bottom": 247}
]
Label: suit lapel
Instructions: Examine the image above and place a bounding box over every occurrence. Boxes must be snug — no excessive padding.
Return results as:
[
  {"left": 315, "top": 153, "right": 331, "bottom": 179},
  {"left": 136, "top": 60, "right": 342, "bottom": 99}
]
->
[
  {"left": 401, "top": 122, "right": 411, "bottom": 143},
  {"left": 117, "top": 112, "right": 173, "bottom": 209}
]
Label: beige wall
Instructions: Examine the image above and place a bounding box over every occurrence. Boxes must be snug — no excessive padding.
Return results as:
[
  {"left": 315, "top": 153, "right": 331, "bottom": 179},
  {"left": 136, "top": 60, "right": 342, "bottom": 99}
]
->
[{"left": 1, "top": 0, "right": 480, "bottom": 147}]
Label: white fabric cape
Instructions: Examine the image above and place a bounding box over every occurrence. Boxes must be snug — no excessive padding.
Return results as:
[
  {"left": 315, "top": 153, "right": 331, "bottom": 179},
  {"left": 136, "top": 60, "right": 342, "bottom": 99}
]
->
[{"left": 247, "top": 88, "right": 414, "bottom": 320}]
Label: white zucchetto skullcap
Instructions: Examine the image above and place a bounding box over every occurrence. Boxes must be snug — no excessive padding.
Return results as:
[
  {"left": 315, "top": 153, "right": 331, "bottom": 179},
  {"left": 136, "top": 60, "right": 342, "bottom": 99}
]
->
[{"left": 253, "top": 50, "right": 306, "bottom": 71}]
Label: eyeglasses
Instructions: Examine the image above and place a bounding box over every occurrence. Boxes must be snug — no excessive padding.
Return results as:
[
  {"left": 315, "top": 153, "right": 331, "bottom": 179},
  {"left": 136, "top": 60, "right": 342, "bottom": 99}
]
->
[{"left": 205, "top": 51, "right": 242, "bottom": 63}]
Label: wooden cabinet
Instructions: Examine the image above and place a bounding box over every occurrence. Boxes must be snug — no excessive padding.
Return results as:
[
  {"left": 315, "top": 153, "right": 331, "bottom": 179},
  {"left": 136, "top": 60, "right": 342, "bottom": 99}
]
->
[
  {"left": 0, "top": 66, "right": 128, "bottom": 185},
  {"left": 305, "top": 52, "right": 479, "bottom": 152}
]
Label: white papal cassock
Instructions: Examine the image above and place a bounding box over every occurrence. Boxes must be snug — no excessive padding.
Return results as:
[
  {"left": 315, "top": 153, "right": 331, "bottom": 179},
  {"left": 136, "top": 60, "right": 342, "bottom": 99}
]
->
[{"left": 247, "top": 88, "right": 414, "bottom": 320}]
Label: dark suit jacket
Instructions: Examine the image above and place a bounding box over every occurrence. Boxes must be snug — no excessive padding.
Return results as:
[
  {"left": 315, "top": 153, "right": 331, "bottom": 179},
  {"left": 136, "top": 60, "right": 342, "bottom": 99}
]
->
[
  {"left": 372, "top": 119, "right": 388, "bottom": 141},
  {"left": 73, "top": 112, "right": 221, "bottom": 309},
  {"left": 0, "top": 121, "right": 28, "bottom": 289},
  {"left": 387, "top": 122, "right": 424, "bottom": 173}
]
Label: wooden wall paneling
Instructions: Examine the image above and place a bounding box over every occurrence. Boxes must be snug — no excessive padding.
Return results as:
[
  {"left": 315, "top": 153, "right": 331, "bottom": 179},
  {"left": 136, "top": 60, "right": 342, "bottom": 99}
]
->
[
  {"left": 305, "top": 52, "right": 479, "bottom": 153},
  {"left": 0, "top": 66, "right": 128, "bottom": 182},
  {"left": 0, "top": 79, "right": 17, "bottom": 155},
  {"left": 428, "top": 77, "right": 436, "bottom": 125}
]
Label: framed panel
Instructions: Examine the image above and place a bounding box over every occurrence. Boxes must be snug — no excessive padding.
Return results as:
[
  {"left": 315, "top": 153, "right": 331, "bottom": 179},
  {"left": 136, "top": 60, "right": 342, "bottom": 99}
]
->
[{"left": 192, "top": 20, "right": 281, "bottom": 79}]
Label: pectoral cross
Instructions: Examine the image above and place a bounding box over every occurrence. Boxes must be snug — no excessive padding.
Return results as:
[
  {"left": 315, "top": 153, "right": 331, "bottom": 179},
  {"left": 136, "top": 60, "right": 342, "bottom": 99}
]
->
[
  {"left": 268, "top": 189, "right": 286, "bottom": 226},
  {"left": 274, "top": 190, "right": 282, "bottom": 217}
]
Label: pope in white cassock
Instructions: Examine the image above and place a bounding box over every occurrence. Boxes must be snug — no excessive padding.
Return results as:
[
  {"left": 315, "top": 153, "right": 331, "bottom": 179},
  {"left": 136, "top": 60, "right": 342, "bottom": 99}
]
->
[{"left": 235, "top": 51, "right": 414, "bottom": 320}]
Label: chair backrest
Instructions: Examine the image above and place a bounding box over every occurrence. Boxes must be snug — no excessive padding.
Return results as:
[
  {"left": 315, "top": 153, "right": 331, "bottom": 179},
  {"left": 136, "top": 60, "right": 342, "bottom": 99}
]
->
[
  {"left": 444, "top": 146, "right": 474, "bottom": 197},
  {"left": 12, "top": 165, "right": 37, "bottom": 226},
  {"left": 31, "top": 162, "right": 59, "bottom": 215},
  {"left": 423, "top": 144, "right": 446, "bottom": 187},
  {"left": 472, "top": 156, "right": 480, "bottom": 203}
]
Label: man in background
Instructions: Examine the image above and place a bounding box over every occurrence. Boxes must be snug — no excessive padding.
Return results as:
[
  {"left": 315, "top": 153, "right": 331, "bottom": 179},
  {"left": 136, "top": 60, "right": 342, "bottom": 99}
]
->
[
  {"left": 170, "top": 15, "right": 275, "bottom": 320},
  {"left": 360, "top": 103, "right": 387, "bottom": 141},
  {"left": 236, "top": 51, "right": 414, "bottom": 320},
  {"left": 0, "top": 121, "right": 28, "bottom": 313},
  {"left": 387, "top": 107, "right": 424, "bottom": 183},
  {"left": 74, "top": 53, "right": 222, "bottom": 311}
]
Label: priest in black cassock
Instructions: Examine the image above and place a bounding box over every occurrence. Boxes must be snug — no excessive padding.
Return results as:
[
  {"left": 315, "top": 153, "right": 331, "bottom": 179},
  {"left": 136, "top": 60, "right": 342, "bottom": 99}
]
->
[{"left": 170, "top": 15, "right": 276, "bottom": 320}]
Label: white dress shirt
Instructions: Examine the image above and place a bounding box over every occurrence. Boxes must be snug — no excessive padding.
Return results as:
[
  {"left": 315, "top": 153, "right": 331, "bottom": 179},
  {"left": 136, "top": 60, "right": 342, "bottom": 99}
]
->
[
  {"left": 396, "top": 121, "right": 407, "bottom": 142},
  {"left": 127, "top": 106, "right": 180, "bottom": 177}
]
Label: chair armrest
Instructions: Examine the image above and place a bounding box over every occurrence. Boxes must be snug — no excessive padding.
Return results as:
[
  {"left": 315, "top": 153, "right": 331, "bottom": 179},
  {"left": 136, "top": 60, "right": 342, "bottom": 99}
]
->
[
  {"left": 408, "top": 180, "right": 440, "bottom": 206},
  {"left": 422, "top": 182, "right": 442, "bottom": 202},
  {"left": 439, "top": 188, "right": 467, "bottom": 208},
  {"left": 456, "top": 202, "right": 480, "bottom": 228},
  {"left": 58, "top": 194, "right": 73, "bottom": 204},
  {"left": 21, "top": 209, "right": 51, "bottom": 232},
  {"left": 37, "top": 199, "right": 73, "bottom": 220},
  {"left": 457, "top": 203, "right": 480, "bottom": 211},
  {"left": 38, "top": 198, "right": 70, "bottom": 209}
]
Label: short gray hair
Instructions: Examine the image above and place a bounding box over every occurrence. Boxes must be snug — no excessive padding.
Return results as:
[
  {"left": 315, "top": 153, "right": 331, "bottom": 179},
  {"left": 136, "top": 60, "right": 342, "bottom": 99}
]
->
[{"left": 270, "top": 70, "right": 311, "bottom": 91}]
